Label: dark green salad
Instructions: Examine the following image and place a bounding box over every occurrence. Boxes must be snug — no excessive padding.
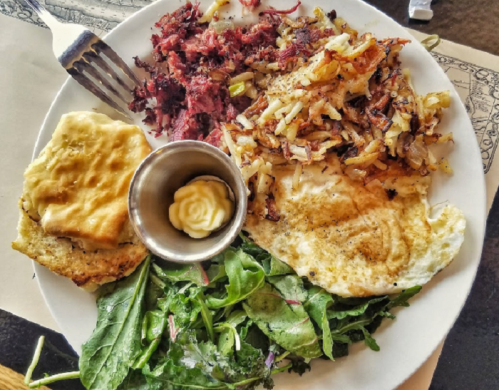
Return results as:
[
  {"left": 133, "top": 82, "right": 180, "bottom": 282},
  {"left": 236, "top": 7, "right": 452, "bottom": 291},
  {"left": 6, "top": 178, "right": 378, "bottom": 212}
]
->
[{"left": 25, "top": 234, "right": 420, "bottom": 389}]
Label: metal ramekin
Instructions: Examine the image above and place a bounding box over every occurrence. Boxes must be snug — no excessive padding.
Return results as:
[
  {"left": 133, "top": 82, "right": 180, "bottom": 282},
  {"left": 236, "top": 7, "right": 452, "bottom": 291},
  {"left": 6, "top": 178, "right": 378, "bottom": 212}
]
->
[{"left": 128, "top": 140, "right": 247, "bottom": 263}]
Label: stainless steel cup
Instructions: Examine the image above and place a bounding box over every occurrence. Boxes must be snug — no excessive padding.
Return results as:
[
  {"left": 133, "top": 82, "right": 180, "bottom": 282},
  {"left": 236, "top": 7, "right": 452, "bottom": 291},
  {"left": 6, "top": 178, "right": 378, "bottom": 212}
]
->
[{"left": 128, "top": 140, "right": 247, "bottom": 263}]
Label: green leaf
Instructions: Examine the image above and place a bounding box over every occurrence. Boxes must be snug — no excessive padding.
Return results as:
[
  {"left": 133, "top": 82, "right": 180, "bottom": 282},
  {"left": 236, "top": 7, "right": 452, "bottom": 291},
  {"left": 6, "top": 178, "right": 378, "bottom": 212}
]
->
[
  {"left": 239, "top": 233, "right": 266, "bottom": 258},
  {"left": 303, "top": 287, "right": 334, "bottom": 360},
  {"left": 133, "top": 310, "right": 167, "bottom": 370},
  {"left": 224, "top": 310, "right": 248, "bottom": 327},
  {"left": 215, "top": 311, "right": 247, "bottom": 356},
  {"left": 330, "top": 333, "right": 352, "bottom": 344},
  {"left": 258, "top": 254, "right": 293, "bottom": 276},
  {"left": 145, "top": 278, "right": 165, "bottom": 311},
  {"left": 267, "top": 275, "right": 308, "bottom": 303},
  {"left": 243, "top": 283, "right": 322, "bottom": 359},
  {"left": 327, "top": 296, "right": 387, "bottom": 320},
  {"left": 169, "top": 292, "right": 201, "bottom": 329},
  {"left": 360, "top": 327, "right": 380, "bottom": 352},
  {"left": 144, "top": 329, "right": 270, "bottom": 390},
  {"left": 206, "top": 264, "right": 227, "bottom": 285},
  {"left": 118, "top": 369, "right": 160, "bottom": 390},
  {"left": 152, "top": 262, "right": 209, "bottom": 287},
  {"left": 206, "top": 249, "right": 265, "bottom": 309},
  {"left": 192, "top": 291, "right": 214, "bottom": 342},
  {"left": 387, "top": 286, "right": 422, "bottom": 309},
  {"left": 80, "top": 256, "right": 151, "bottom": 390},
  {"left": 143, "top": 337, "right": 226, "bottom": 389},
  {"left": 240, "top": 232, "right": 292, "bottom": 276}
]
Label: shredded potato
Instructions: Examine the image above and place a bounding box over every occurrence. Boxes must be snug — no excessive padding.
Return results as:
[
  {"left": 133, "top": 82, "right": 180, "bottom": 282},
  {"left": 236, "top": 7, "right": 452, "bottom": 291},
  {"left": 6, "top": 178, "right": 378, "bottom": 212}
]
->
[
  {"left": 219, "top": 7, "right": 453, "bottom": 195},
  {"left": 293, "top": 163, "right": 302, "bottom": 189}
]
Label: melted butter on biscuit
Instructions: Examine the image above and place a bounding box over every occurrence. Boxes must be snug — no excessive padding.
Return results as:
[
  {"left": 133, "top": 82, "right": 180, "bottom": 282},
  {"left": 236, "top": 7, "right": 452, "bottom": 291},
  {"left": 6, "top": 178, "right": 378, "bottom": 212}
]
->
[
  {"left": 169, "top": 180, "right": 234, "bottom": 239},
  {"left": 22, "top": 112, "right": 151, "bottom": 251}
]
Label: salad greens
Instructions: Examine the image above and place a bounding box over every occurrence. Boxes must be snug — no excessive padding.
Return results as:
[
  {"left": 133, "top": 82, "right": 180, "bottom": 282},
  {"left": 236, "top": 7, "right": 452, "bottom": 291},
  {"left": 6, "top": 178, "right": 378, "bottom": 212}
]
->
[
  {"left": 25, "top": 236, "right": 421, "bottom": 390},
  {"left": 80, "top": 256, "right": 151, "bottom": 389}
]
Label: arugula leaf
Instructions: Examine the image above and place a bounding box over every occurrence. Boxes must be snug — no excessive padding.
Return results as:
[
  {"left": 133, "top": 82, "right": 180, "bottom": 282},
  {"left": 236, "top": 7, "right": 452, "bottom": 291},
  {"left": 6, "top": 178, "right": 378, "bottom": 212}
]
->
[
  {"left": 360, "top": 327, "right": 380, "bottom": 351},
  {"left": 206, "top": 263, "right": 227, "bottom": 285},
  {"left": 243, "top": 283, "right": 322, "bottom": 359},
  {"left": 215, "top": 311, "right": 247, "bottom": 355},
  {"left": 206, "top": 249, "right": 265, "bottom": 309},
  {"left": 239, "top": 232, "right": 266, "bottom": 257},
  {"left": 387, "top": 286, "right": 422, "bottom": 309},
  {"left": 259, "top": 254, "right": 293, "bottom": 276},
  {"left": 240, "top": 232, "right": 292, "bottom": 276},
  {"left": 303, "top": 287, "right": 334, "bottom": 360},
  {"left": 152, "top": 262, "right": 209, "bottom": 287},
  {"left": 80, "top": 256, "right": 151, "bottom": 390},
  {"left": 192, "top": 291, "right": 214, "bottom": 341},
  {"left": 327, "top": 296, "right": 387, "bottom": 320}
]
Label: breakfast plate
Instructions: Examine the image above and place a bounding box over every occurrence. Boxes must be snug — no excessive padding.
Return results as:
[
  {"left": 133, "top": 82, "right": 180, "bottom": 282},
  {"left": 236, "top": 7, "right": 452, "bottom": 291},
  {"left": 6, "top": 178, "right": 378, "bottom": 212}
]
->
[{"left": 31, "top": 0, "right": 486, "bottom": 389}]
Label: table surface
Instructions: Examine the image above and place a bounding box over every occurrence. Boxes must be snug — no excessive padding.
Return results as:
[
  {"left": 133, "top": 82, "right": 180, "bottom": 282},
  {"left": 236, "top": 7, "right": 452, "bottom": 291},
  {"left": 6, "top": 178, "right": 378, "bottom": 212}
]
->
[{"left": 1, "top": 0, "right": 498, "bottom": 389}]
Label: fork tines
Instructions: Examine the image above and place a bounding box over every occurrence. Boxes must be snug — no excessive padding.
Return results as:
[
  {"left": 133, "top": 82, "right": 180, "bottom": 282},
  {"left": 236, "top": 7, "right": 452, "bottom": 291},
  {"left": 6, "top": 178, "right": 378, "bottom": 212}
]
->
[{"left": 62, "top": 30, "right": 142, "bottom": 119}]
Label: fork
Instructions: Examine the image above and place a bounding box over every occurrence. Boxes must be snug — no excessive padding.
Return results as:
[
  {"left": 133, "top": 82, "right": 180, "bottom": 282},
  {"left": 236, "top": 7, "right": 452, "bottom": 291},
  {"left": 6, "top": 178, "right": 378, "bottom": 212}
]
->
[{"left": 23, "top": 0, "right": 142, "bottom": 118}]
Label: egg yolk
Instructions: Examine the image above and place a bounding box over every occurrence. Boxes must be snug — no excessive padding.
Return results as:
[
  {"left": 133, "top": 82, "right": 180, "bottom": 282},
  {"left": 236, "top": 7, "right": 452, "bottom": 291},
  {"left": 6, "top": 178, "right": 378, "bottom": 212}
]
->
[{"left": 169, "top": 180, "right": 234, "bottom": 239}]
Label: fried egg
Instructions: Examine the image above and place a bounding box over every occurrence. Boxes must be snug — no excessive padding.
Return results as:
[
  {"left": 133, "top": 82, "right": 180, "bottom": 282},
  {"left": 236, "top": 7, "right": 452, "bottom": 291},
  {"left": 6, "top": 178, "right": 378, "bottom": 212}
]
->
[{"left": 244, "top": 158, "right": 465, "bottom": 297}]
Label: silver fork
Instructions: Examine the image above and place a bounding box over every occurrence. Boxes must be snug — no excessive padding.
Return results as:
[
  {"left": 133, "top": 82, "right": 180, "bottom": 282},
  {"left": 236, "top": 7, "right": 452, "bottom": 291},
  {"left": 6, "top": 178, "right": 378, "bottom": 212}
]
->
[{"left": 23, "top": 0, "right": 142, "bottom": 118}]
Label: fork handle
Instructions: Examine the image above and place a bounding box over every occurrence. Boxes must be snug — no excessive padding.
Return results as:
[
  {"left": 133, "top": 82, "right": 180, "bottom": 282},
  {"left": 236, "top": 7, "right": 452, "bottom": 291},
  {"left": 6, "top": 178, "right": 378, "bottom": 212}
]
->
[{"left": 23, "top": 0, "right": 60, "bottom": 30}]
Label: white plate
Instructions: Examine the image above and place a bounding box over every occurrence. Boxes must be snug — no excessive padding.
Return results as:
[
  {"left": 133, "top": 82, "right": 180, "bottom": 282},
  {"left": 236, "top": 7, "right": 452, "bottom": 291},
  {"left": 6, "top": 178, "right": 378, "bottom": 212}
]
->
[{"left": 32, "top": 1, "right": 486, "bottom": 389}]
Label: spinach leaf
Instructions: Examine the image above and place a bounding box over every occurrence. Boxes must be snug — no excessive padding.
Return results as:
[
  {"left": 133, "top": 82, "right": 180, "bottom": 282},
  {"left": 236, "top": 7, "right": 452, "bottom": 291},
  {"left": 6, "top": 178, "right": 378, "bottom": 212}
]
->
[
  {"left": 303, "top": 287, "right": 334, "bottom": 360},
  {"left": 80, "top": 256, "right": 151, "bottom": 390},
  {"left": 206, "top": 249, "right": 265, "bottom": 309},
  {"left": 152, "top": 262, "right": 209, "bottom": 287},
  {"left": 243, "top": 283, "right": 322, "bottom": 359}
]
